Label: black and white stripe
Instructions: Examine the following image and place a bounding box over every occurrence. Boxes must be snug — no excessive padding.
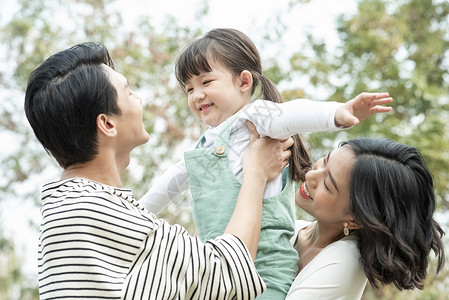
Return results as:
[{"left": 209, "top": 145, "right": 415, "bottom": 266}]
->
[{"left": 38, "top": 178, "right": 265, "bottom": 299}]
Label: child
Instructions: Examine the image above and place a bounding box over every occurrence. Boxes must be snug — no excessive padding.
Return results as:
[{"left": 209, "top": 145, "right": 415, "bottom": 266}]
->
[{"left": 141, "top": 28, "right": 393, "bottom": 299}]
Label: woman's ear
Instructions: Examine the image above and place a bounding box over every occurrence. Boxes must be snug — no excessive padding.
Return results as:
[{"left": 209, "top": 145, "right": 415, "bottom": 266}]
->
[
  {"left": 239, "top": 70, "right": 253, "bottom": 94},
  {"left": 97, "top": 114, "right": 117, "bottom": 137},
  {"left": 347, "top": 218, "right": 359, "bottom": 230}
]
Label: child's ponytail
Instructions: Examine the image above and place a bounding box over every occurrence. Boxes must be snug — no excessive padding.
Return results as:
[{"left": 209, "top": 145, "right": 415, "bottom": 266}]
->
[{"left": 258, "top": 74, "right": 312, "bottom": 182}]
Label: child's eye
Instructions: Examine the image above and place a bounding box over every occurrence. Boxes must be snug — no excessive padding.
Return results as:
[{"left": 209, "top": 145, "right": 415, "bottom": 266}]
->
[
  {"left": 186, "top": 87, "right": 193, "bottom": 93},
  {"left": 203, "top": 80, "right": 212, "bottom": 85}
]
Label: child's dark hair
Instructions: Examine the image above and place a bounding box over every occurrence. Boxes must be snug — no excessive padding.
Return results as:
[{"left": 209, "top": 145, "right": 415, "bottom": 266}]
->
[{"left": 175, "top": 28, "right": 311, "bottom": 182}]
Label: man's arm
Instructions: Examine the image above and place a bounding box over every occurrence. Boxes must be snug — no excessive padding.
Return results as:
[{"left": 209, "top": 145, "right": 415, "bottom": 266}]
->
[
  {"left": 224, "top": 121, "right": 293, "bottom": 260},
  {"left": 39, "top": 178, "right": 267, "bottom": 300}
]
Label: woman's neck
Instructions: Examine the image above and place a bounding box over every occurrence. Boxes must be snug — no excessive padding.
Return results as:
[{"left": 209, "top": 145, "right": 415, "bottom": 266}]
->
[
  {"left": 296, "top": 221, "right": 345, "bottom": 272},
  {"left": 312, "top": 221, "right": 345, "bottom": 247}
]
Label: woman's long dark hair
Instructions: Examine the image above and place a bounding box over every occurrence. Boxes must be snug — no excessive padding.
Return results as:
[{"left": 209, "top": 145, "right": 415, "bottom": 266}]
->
[
  {"left": 342, "top": 137, "right": 445, "bottom": 290},
  {"left": 175, "top": 28, "right": 311, "bottom": 182}
]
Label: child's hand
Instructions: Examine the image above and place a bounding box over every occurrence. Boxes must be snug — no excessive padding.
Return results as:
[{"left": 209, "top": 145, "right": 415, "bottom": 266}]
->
[{"left": 335, "top": 92, "right": 393, "bottom": 127}]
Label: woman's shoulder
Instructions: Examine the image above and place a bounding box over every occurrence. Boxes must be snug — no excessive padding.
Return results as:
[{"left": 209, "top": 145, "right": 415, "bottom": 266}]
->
[
  {"left": 320, "top": 235, "right": 360, "bottom": 264},
  {"left": 302, "top": 233, "right": 362, "bottom": 275},
  {"left": 287, "top": 234, "right": 366, "bottom": 300}
]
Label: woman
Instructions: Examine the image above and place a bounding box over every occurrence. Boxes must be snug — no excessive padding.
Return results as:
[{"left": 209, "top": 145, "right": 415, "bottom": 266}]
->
[{"left": 286, "top": 137, "right": 445, "bottom": 299}]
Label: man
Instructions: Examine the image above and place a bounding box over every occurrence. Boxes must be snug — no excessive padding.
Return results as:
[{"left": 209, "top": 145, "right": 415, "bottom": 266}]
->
[{"left": 25, "top": 42, "right": 293, "bottom": 299}]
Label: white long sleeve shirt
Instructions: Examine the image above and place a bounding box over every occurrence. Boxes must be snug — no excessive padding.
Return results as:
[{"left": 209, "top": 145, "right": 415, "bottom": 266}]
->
[{"left": 140, "top": 99, "right": 343, "bottom": 214}]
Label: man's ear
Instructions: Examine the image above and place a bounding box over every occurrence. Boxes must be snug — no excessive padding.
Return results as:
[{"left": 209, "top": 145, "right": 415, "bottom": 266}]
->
[
  {"left": 239, "top": 70, "right": 253, "bottom": 94},
  {"left": 97, "top": 114, "right": 117, "bottom": 137}
]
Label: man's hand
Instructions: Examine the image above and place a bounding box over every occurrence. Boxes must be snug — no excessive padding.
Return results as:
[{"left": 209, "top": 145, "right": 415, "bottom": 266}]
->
[
  {"left": 225, "top": 121, "right": 294, "bottom": 260},
  {"left": 243, "top": 120, "right": 293, "bottom": 183}
]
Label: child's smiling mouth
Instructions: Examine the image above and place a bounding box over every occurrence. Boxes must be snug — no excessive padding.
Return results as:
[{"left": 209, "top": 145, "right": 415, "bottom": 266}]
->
[{"left": 199, "top": 103, "right": 214, "bottom": 111}]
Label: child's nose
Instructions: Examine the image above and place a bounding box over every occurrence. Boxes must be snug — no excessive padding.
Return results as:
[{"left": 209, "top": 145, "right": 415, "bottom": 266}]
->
[{"left": 193, "top": 90, "right": 205, "bottom": 102}]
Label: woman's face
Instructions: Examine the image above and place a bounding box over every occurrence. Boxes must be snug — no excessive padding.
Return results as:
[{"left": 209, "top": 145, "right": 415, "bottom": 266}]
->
[{"left": 295, "top": 145, "right": 355, "bottom": 225}]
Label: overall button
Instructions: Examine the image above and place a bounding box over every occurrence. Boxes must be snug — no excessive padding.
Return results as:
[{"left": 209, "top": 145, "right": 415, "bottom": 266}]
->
[{"left": 215, "top": 146, "right": 226, "bottom": 155}]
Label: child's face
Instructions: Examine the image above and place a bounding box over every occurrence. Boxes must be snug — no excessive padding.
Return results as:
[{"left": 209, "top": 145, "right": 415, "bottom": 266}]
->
[{"left": 184, "top": 62, "right": 250, "bottom": 127}]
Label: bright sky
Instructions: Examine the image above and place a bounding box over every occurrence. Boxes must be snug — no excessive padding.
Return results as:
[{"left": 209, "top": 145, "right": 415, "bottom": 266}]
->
[
  {"left": 119, "top": 0, "right": 357, "bottom": 52},
  {"left": 1, "top": 0, "right": 357, "bottom": 278}
]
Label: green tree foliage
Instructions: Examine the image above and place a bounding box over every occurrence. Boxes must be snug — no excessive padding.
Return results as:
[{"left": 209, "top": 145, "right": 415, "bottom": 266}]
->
[
  {"left": 287, "top": 0, "right": 449, "bottom": 298},
  {"left": 0, "top": 0, "right": 203, "bottom": 295},
  {"left": 1, "top": 0, "right": 447, "bottom": 298},
  {"left": 0, "top": 0, "right": 205, "bottom": 197},
  {"left": 0, "top": 233, "right": 38, "bottom": 299},
  {"left": 287, "top": 0, "right": 449, "bottom": 209}
]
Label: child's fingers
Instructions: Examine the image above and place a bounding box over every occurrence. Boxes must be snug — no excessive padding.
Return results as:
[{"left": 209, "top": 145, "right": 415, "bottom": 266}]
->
[
  {"left": 370, "top": 106, "right": 393, "bottom": 113},
  {"left": 370, "top": 97, "right": 394, "bottom": 105},
  {"left": 373, "top": 92, "right": 390, "bottom": 98},
  {"left": 358, "top": 92, "right": 389, "bottom": 99},
  {"left": 376, "top": 96, "right": 393, "bottom": 102}
]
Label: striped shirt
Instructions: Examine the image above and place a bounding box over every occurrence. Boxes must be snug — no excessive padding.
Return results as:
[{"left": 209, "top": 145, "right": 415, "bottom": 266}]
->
[{"left": 38, "top": 178, "right": 266, "bottom": 299}]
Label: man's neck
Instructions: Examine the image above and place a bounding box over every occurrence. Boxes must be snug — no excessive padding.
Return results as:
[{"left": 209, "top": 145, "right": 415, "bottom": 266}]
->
[{"left": 61, "top": 158, "right": 123, "bottom": 187}]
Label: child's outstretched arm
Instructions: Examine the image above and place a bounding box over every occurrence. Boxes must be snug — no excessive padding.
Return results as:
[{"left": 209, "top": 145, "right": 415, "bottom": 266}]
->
[
  {"left": 239, "top": 93, "right": 392, "bottom": 140},
  {"left": 334, "top": 92, "right": 393, "bottom": 128}
]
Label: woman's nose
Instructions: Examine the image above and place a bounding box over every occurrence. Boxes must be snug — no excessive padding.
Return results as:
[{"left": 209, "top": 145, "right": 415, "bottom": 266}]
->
[
  {"left": 305, "top": 170, "right": 317, "bottom": 188},
  {"left": 305, "top": 162, "right": 321, "bottom": 188}
]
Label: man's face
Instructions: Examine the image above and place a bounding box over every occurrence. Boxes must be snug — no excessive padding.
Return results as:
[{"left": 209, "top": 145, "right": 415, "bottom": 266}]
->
[{"left": 102, "top": 64, "right": 150, "bottom": 152}]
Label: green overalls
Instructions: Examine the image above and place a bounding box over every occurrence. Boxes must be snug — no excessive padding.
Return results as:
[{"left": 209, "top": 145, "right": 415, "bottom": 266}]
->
[{"left": 184, "top": 113, "right": 299, "bottom": 299}]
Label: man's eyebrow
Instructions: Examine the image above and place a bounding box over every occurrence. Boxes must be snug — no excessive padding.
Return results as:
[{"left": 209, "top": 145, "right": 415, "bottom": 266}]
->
[{"left": 327, "top": 152, "right": 339, "bottom": 192}]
